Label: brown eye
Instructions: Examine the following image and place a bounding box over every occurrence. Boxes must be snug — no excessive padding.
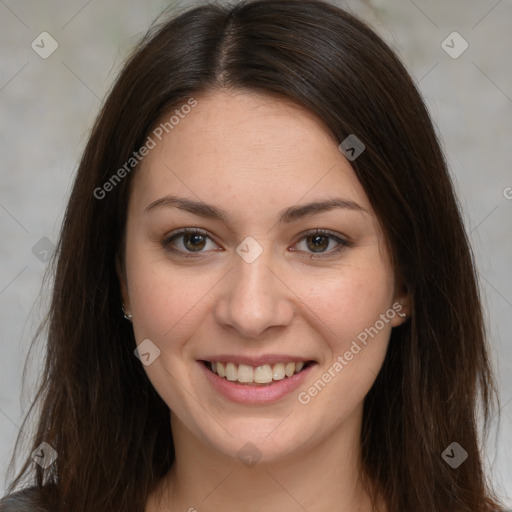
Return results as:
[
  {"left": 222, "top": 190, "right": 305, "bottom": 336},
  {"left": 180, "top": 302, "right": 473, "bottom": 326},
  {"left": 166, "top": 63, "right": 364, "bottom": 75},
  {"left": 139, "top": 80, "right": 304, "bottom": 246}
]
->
[
  {"left": 162, "top": 228, "right": 218, "bottom": 256},
  {"left": 306, "top": 233, "right": 330, "bottom": 253},
  {"left": 182, "top": 232, "right": 207, "bottom": 251},
  {"left": 293, "top": 229, "right": 351, "bottom": 259}
]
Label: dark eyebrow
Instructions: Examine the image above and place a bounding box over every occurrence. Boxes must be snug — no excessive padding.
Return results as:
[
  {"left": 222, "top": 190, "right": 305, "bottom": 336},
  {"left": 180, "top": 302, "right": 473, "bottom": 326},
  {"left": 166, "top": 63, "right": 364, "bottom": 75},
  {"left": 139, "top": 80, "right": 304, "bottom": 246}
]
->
[{"left": 144, "top": 195, "right": 368, "bottom": 224}]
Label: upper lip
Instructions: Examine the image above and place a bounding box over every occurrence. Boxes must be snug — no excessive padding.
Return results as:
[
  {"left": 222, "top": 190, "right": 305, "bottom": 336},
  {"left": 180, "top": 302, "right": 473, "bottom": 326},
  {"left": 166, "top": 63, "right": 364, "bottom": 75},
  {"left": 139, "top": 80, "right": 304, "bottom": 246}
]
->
[{"left": 199, "top": 354, "right": 316, "bottom": 366}]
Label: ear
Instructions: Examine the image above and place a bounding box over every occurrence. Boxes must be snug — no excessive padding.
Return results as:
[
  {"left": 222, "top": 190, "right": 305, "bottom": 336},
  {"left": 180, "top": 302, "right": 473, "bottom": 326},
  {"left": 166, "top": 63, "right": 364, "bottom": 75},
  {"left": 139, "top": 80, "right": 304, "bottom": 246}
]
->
[
  {"left": 389, "top": 278, "right": 410, "bottom": 328},
  {"left": 115, "top": 253, "right": 130, "bottom": 311}
]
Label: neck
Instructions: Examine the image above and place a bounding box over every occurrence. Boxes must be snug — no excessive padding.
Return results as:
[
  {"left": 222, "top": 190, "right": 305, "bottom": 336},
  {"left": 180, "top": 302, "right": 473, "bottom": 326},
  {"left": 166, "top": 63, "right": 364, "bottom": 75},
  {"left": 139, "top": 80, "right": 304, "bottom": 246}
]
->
[{"left": 147, "top": 403, "right": 382, "bottom": 512}]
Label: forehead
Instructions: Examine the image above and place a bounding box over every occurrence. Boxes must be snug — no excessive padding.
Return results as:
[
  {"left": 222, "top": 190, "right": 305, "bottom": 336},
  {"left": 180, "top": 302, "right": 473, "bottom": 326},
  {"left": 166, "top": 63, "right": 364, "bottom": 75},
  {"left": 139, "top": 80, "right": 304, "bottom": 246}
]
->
[{"left": 129, "top": 89, "right": 375, "bottom": 226}]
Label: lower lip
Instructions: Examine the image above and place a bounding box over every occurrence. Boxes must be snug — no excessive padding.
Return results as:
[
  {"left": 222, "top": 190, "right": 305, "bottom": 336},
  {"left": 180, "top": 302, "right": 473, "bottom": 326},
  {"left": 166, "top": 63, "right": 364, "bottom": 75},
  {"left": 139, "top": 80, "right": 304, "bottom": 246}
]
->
[{"left": 199, "top": 361, "right": 316, "bottom": 405}]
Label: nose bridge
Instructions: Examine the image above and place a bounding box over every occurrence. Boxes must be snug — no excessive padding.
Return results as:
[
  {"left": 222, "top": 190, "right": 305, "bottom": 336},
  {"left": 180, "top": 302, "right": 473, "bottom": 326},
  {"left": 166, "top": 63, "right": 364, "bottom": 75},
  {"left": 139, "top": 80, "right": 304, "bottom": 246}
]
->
[{"left": 215, "top": 236, "right": 293, "bottom": 337}]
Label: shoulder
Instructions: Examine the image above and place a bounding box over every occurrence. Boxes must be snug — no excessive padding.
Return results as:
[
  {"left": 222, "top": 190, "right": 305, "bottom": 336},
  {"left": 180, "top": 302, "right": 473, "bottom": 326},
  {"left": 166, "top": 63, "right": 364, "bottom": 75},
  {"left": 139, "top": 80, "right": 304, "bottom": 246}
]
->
[{"left": 0, "top": 487, "right": 53, "bottom": 512}]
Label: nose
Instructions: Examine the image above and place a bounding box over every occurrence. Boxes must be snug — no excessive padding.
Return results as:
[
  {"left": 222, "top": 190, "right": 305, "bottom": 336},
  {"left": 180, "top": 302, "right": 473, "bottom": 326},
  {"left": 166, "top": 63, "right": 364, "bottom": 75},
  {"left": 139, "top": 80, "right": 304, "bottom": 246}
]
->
[{"left": 213, "top": 242, "right": 295, "bottom": 339}]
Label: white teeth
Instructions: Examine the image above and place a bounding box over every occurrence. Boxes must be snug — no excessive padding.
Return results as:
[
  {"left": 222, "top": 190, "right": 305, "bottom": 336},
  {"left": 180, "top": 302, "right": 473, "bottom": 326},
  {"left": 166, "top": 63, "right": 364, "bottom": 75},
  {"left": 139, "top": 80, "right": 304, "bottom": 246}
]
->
[
  {"left": 237, "top": 364, "right": 254, "bottom": 383},
  {"left": 207, "top": 360, "right": 309, "bottom": 384},
  {"left": 254, "top": 364, "right": 273, "bottom": 384},
  {"left": 225, "top": 362, "right": 237, "bottom": 381},
  {"left": 272, "top": 363, "right": 286, "bottom": 380},
  {"left": 217, "top": 361, "right": 226, "bottom": 378},
  {"left": 284, "top": 362, "right": 296, "bottom": 377}
]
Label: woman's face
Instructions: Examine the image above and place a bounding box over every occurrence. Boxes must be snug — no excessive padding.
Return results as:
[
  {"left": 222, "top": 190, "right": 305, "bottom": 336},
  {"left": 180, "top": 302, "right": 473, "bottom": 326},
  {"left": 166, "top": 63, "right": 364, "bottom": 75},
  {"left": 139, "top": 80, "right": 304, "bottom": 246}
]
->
[{"left": 119, "top": 89, "right": 408, "bottom": 463}]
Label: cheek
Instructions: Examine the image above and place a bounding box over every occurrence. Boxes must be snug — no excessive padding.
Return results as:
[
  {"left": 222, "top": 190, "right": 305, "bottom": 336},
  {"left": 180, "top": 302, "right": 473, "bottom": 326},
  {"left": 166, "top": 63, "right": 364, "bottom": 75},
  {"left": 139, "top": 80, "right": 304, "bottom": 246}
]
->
[
  {"left": 123, "top": 243, "right": 214, "bottom": 409},
  {"left": 292, "top": 259, "right": 395, "bottom": 419},
  {"left": 124, "top": 234, "right": 216, "bottom": 340},
  {"left": 293, "top": 257, "right": 395, "bottom": 344}
]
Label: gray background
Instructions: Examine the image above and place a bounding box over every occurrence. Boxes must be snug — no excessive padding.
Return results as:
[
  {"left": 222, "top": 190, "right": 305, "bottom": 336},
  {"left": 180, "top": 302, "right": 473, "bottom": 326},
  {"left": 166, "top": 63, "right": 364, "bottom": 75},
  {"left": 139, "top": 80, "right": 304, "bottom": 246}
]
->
[{"left": 0, "top": 0, "right": 511, "bottom": 505}]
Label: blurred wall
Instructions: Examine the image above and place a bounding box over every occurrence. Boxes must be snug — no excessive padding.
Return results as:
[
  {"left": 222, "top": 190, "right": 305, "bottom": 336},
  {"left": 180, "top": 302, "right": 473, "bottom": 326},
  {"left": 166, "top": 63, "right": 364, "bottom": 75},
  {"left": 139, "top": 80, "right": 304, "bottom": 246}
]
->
[{"left": 1, "top": 0, "right": 510, "bottom": 505}]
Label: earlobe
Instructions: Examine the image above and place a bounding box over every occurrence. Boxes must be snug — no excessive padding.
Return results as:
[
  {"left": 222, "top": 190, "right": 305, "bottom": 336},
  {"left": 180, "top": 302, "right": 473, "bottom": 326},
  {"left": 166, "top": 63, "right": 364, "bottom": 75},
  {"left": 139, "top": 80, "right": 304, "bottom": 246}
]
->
[
  {"left": 390, "top": 301, "right": 409, "bottom": 327},
  {"left": 391, "top": 281, "right": 410, "bottom": 327}
]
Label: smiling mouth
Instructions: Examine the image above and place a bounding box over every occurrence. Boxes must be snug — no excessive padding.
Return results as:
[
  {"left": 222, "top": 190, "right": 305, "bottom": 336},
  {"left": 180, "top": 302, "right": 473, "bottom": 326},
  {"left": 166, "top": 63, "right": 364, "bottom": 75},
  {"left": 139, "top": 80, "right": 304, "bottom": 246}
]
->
[{"left": 202, "top": 360, "right": 316, "bottom": 386}]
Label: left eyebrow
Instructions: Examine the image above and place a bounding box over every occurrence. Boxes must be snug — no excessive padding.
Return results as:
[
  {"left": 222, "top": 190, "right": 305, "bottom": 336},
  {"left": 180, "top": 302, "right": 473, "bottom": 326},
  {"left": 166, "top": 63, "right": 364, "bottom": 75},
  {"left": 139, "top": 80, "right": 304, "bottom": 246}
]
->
[
  {"left": 277, "top": 197, "right": 368, "bottom": 224},
  {"left": 143, "top": 195, "right": 368, "bottom": 224}
]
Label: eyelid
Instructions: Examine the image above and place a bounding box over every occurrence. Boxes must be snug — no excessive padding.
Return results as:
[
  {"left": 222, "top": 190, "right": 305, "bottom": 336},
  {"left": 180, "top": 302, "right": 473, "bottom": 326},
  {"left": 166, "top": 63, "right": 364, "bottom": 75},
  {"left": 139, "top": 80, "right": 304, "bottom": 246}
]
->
[
  {"left": 291, "top": 228, "right": 352, "bottom": 259},
  {"left": 162, "top": 227, "right": 220, "bottom": 251},
  {"left": 161, "top": 227, "right": 351, "bottom": 258}
]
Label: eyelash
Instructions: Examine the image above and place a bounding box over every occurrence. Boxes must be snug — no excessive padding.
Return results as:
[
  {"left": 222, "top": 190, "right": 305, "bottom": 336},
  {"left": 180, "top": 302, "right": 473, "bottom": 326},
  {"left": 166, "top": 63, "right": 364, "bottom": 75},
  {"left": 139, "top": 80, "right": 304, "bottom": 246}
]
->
[{"left": 161, "top": 227, "right": 351, "bottom": 260}]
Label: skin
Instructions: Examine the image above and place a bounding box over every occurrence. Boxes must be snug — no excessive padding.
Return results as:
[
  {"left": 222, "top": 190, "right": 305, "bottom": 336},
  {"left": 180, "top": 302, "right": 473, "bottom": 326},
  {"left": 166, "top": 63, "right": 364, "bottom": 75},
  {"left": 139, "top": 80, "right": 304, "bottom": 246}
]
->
[{"left": 117, "top": 89, "right": 409, "bottom": 512}]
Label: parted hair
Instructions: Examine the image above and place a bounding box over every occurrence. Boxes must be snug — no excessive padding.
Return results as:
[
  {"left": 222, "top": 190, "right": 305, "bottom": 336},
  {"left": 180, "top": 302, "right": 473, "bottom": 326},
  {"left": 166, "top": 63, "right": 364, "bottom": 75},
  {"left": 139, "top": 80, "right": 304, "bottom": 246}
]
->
[{"left": 1, "top": 1, "right": 505, "bottom": 511}]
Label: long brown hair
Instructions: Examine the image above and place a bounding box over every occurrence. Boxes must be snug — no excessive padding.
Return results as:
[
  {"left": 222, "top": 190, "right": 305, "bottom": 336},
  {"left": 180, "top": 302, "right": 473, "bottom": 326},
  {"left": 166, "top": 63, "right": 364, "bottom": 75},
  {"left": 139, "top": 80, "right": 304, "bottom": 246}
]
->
[{"left": 2, "top": 1, "right": 505, "bottom": 511}]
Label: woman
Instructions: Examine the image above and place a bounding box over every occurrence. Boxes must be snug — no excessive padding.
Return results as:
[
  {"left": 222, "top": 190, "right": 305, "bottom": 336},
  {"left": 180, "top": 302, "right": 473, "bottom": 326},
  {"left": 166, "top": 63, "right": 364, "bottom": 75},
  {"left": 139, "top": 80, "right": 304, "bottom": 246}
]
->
[{"left": 0, "top": 0, "right": 506, "bottom": 511}]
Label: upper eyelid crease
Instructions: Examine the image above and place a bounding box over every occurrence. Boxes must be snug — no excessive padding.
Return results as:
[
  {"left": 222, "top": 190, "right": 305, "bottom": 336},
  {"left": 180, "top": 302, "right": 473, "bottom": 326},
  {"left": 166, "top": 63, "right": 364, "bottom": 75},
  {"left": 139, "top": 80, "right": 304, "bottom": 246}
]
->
[{"left": 144, "top": 195, "right": 368, "bottom": 225}]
